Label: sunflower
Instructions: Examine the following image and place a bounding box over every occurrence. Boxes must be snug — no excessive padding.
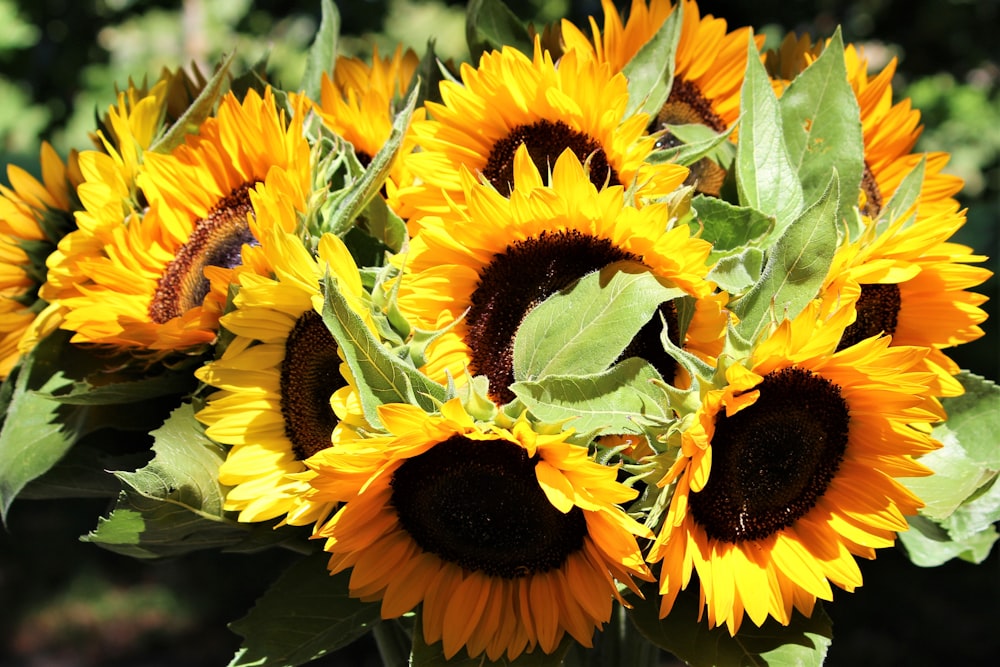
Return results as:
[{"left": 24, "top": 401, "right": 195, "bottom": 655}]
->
[
  {"left": 819, "top": 210, "right": 991, "bottom": 397},
  {"left": 397, "top": 146, "right": 721, "bottom": 404},
  {"left": 560, "top": 0, "right": 763, "bottom": 196},
  {"left": 46, "top": 87, "right": 312, "bottom": 355},
  {"left": 399, "top": 37, "right": 688, "bottom": 225},
  {"left": 195, "top": 223, "right": 372, "bottom": 527},
  {"left": 647, "top": 299, "right": 943, "bottom": 634},
  {"left": 764, "top": 35, "right": 964, "bottom": 220},
  {"left": 312, "top": 44, "right": 425, "bottom": 219},
  {"left": 0, "top": 143, "right": 81, "bottom": 377},
  {"left": 31, "top": 76, "right": 173, "bottom": 351},
  {"left": 306, "top": 398, "right": 652, "bottom": 661}
]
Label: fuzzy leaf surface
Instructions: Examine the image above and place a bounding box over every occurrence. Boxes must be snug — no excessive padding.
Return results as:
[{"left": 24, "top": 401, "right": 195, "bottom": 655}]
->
[
  {"left": 778, "top": 28, "right": 863, "bottom": 236},
  {"left": 510, "top": 358, "right": 670, "bottom": 435},
  {"left": 513, "top": 262, "right": 685, "bottom": 382}
]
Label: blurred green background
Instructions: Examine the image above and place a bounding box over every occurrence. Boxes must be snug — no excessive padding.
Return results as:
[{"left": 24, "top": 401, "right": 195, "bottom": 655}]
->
[{"left": 0, "top": 1, "right": 997, "bottom": 665}]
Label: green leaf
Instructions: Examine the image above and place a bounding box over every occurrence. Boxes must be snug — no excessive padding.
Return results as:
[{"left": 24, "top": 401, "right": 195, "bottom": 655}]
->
[
  {"left": 408, "top": 39, "right": 448, "bottom": 107},
  {"left": 877, "top": 156, "right": 925, "bottom": 233},
  {"left": 898, "top": 514, "right": 998, "bottom": 567},
  {"left": 647, "top": 122, "right": 735, "bottom": 168},
  {"left": 562, "top": 603, "right": 660, "bottom": 667},
  {"left": 356, "top": 189, "right": 408, "bottom": 255},
  {"left": 228, "top": 552, "right": 382, "bottom": 667},
  {"left": 627, "top": 583, "right": 831, "bottom": 667},
  {"left": 83, "top": 403, "right": 248, "bottom": 558},
  {"left": 693, "top": 195, "right": 774, "bottom": 262},
  {"left": 321, "top": 85, "right": 419, "bottom": 237},
  {"left": 902, "top": 425, "right": 995, "bottom": 521},
  {"left": 940, "top": 474, "right": 1000, "bottom": 543},
  {"left": 321, "top": 274, "right": 445, "bottom": 428},
  {"left": 512, "top": 262, "right": 686, "bottom": 381},
  {"left": 731, "top": 174, "right": 840, "bottom": 342},
  {"left": 778, "top": 28, "right": 863, "bottom": 237},
  {"left": 300, "top": 0, "right": 340, "bottom": 101},
  {"left": 0, "top": 331, "right": 113, "bottom": 521},
  {"left": 409, "top": 612, "right": 574, "bottom": 666},
  {"left": 465, "top": 0, "right": 532, "bottom": 63},
  {"left": 936, "top": 372, "right": 1000, "bottom": 468},
  {"left": 17, "top": 445, "right": 141, "bottom": 500},
  {"left": 901, "top": 373, "right": 1000, "bottom": 521},
  {"left": 38, "top": 361, "right": 199, "bottom": 405},
  {"left": 708, "top": 247, "right": 765, "bottom": 295},
  {"left": 150, "top": 51, "right": 236, "bottom": 154},
  {"left": 510, "top": 358, "right": 670, "bottom": 435},
  {"left": 736, "top": 34, "right": 805, "bottom": 235},
  {"left": 622, "top": 0, "right": 683, "bottom": 119}
]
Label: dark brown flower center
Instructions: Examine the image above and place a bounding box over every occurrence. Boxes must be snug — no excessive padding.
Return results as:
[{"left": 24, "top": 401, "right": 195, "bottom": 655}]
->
[
  {"left": 860, "top": 162, "right": 883, "bottom": 218},
  {"left": 466, "top": 230, "right": 680, "bottom": 404},
  {"left": 655, "top": 78, "right": 727, "bottom": 133},
  {"left": 482, "top": 119, "right": 619, "bottom": 195},
  {"left": 689, "top": 366, "right": 850, "bottom": 543},
  {"left": 390, "top": 435, "right": 587, "bottom": 578},
  {"left": 651, "top": 79, "right": 728, "bottom": 196},
  {"left": 836, "top": 283, "right": 902, "bottom": 351},
  {"left": 149, "top": 183, "right": 257, "bottom": 324},
  {"left": 279, "top": 310, "right": 347, "bottom": 460}
]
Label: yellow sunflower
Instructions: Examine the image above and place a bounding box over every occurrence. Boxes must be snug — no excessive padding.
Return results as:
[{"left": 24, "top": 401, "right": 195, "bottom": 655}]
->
[
  {"left": 561, "top": 0, "right": 763, "bottom": 196},
  {"left": 306, "top": 398, "right": 653, "bottom": 661},
  {"left": 313, "top": 44, "right": 422, "bottom": 197},
  {"left": 33, "top": 77, "right": 172, "bottom": 347},
  {"left": 399, "top": 37, "right": 688, "bottom": 225},
  {"left": 195, "top": 223, "right": 372, "bottom": 527},
  {"left": 765, "top": 35, "right": 964, "bottom": 220},
  {"left": 0, "top": 143, "right": 81, "bottom": 377},
  {"left": 648, "top": 299, "right": 943, "bottom": 634},
  {"left": 397, "top": 146, "right": 721, "bottom": 404},
  {"left": 819, "top": 210, "right": 991, "bottom": 397},
  {"left": 46, "top": 87, "right": 312, "bottom": 355}
]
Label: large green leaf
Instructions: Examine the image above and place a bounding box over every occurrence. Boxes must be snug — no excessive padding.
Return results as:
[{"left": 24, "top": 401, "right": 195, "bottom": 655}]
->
[
  {"left": 628, "top": 583, "right": 832, "bottom": 667},
  {"left": 778, "top": 28, "right": 863, "bottom": 237},
  {"left": 513, "top": 262, "right": 686, "bottom": 382},
  {"left": 38, "top": 359, "right": 199, "bottom": 405},
  {"left": 898, "top": 514, "right": 998, "bottom": 567},
  {"left": 935, "top": 372, "right": 1000, "bottom": 469},
  {"left": 409, "top": 612, "right": 574, "bottom": 666},
  {"left": 229, "top": 552, "right": 382, "bottom": 667},
  {"left": 300, "top": 0, "right": 340, "bottom": 101},
  {"left": 0, "top": 331, "right": 156, "bottom": 521},
  {"left": 897, "top": 374, "right": 1000, "bottom": 567},
  {"left": 621, "top": 0, "right": 683, "bottom": 119},
  {"left": 736, "top": 34, "right": 805, "bottom": 236},
  {"left": 465, "top": 0, "right": 532, "bottom": 63},
  {"left": 321, "top": 274, "right": 445, "bottom": 428},
  {"left": 17, "top": 445, "right": 142, "bottom": 500},
  {"left": 510, "top": 358, "right": 670, "bottom": 435},
  {"left": 731, "top": 175, "right": 840, "bottom": 342},
  {"left": 82, "top": 403, "right": 249, "bottom": 558},
  {"left": 902, "top": 373, "right": 1000, "bottom": 519},
  {"left": 902, "top": 425, "right": 995, "bottom": 521}
]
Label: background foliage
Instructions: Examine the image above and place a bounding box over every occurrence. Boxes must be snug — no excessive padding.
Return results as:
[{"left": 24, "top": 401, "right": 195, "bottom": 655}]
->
[{"left": 0, "top": 1, "right": 997, "bottom": 665}]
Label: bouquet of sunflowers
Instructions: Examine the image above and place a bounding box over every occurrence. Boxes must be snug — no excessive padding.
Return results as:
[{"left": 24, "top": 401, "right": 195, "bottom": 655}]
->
[{"left": 1, "top": 0, "right": 996, "bottom": 664}]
